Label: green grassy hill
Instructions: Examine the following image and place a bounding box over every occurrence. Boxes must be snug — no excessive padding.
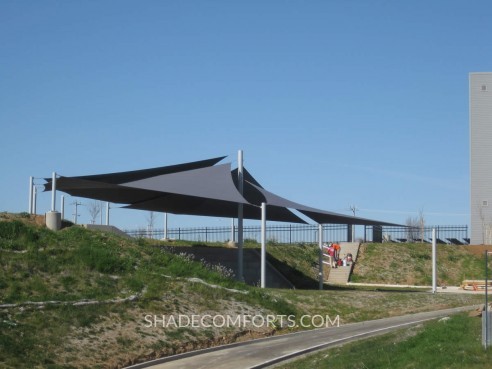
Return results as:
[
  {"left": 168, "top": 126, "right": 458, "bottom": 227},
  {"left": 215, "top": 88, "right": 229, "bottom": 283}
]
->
[
  {"left": 0, "top": 214, "right": 295, "bottom": 368},
  {"left": 246, "top": 240, "right": 486, "bottom": 288},
  {"left": 0, "top": 213, "right": 484, "bottom": 368},
  {"left": 352, "top": 242, "right": 486, "bottom": 286}
]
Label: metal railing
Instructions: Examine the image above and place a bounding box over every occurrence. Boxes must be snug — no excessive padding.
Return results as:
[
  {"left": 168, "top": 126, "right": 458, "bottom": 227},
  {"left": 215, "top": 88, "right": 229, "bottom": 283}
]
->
[
  {"left": 125, "top": 224, "right": 469, "bottom": 245},
  {"left": 364, "top": 225, "right": 469, "bottom": 244},
  {"left": 125, "top": 224, "right": 349, "bottom": 244}
]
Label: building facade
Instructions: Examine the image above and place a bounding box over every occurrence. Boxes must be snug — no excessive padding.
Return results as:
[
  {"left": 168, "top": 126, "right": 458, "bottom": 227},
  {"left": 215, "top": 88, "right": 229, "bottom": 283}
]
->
[{"left": 470, "top": 72, "right": 492, "bottom": 244}]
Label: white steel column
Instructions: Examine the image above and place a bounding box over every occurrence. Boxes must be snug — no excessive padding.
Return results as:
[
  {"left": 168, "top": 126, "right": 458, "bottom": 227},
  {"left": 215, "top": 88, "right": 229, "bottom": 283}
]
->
[
  {"left": 432, "top": 228, "right": 437, "bottom": 293},
  {"left": 32, "top": 186, "right": 37, "bottom": 214},
  {"left": 61, "top": 195, "right": 65, "bottom": 220},
  {"left": 260, "top": 202, "right": 266, "bottom": 288},
  {"left": 318, "top": 223, "right": 324, "bottom": 290},
  {"left": 231, "top": 218, "right": 235, "bottom": 244},
  {"left": 29, "top": 176, "right": 34, "bottom": 214},
  {"left": 237, "top": 149, "right": 244, "bottom": 281},
  {"left": 51, "top": 172, "right": 57, "bottom": 212}
]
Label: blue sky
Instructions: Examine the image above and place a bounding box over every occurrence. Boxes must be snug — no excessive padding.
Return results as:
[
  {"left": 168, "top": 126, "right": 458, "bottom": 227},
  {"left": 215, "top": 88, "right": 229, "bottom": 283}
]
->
[{"left": 0, "top": 1, "right": 489, "bottom": 231}]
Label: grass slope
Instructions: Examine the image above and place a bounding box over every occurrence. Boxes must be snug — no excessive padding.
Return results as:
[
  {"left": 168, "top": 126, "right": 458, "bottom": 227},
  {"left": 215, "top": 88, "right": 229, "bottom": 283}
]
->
[
  {"left": 275, "top": 313, "right": 492, "bottom": 369},
  {"left": 352, "top": 242, "right": 485, "bottom": 286},
  {"left": 0, "top": 214, "right": 295, "bottom": 368},
  {"left": 0, "top": 214, "right": 485, "bottom": 368}
]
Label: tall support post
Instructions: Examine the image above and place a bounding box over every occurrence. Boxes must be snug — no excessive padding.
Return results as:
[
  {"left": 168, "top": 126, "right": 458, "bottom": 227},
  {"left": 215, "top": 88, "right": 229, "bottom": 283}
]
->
[
  {"left": 106, "top": 202, "right": 110, "bottom": 225},
  {"left": 29, "top": 176, "right": 34, "bottom": 214},
  {"left": 237, "top": 149, "right": 244, "bottom": 281},
  {"left": 33, "top": 186, "right": 37, "bottom": 215},
  {"left": 432, "top": 228, "right": 437, "bottom": 293},
  {"left": 318, "top": 223, "right": 324, "bottom": 290},
  {"left": 164, "top": 212, "right": 168, "bottom": 239},
  {"left": 231, "top": 218, "right": 235, "bottom": 244},
  {"left": 51, "top": 172, "right": 57, "bottom": 212},
  {"left": 61, "top": 195, "right": 65, "bottom": 220},
  {"left": 485, "top": 250, "right": 489, "bottom": 348},
  {"left": 260, "top": 202, "right": 266, "bottom": 288},
  {"left": 100, "top": 202, "right": 103, "bottom": 224},
  {"left": 45, "top": 172, "right": 61, "bottom": 231}
]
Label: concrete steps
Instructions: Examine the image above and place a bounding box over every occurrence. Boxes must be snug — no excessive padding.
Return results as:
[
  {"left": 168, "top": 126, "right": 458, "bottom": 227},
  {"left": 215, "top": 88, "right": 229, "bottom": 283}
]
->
[{"left": 326, "top": 242, "right": 360, "bottom": 285}]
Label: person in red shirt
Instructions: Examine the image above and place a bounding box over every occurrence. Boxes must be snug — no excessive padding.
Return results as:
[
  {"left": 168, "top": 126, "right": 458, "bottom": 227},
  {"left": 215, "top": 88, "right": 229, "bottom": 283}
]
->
[{"left": 332, "top": 242, "right": 341, "bottom": 267}]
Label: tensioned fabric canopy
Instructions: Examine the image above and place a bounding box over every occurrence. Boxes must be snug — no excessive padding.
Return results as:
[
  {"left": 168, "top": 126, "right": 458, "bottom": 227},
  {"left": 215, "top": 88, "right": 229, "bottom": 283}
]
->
[
  {"left": 44, "top": 156, "right": 398, "bottom": 226},
  {"left": 232, "top": 167, "right": 398, "bottom": 226},
  {"left": 44, "top": 157, "right": 306, "bottom": 223}
]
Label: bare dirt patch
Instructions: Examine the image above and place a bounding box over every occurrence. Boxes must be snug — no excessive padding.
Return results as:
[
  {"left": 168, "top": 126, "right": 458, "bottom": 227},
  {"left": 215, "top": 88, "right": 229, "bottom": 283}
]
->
[{"left": 55, "top": 287, "right": 276, "bottom": 369}]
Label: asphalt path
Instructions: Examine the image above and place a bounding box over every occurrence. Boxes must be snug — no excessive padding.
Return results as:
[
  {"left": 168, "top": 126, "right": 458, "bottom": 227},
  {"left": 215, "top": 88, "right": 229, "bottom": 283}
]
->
[{"left": 125, "top": 306, "right": 476, "bottom": 369}]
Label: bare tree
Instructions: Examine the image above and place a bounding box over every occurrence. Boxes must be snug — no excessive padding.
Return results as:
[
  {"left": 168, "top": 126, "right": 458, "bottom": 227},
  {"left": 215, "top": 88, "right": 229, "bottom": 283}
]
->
[
  {"left": 405, "top": 209, "right": 426, "bottom": 243},
  {"left": 87, "top": 201, "right": 102, "bottom": 224},
  {"left": 405, "top": 216, "right": 419, "bottom": 242},
  {"left": 418, "top": 208, "right": 425, "bottom": 243}
]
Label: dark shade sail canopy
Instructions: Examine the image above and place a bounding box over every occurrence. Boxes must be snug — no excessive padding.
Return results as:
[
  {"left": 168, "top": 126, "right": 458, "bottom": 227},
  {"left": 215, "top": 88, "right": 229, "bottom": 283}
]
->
[
  {"left": 44, "top": 156, "right": 398, "bottom": 226},
  {"left": 44, "top": 157, "right": 306, "bottom": 223},
  {"left": 232, "top": 168, "right": 399, "bottom": 226},
  {"left": 44, "top": 156, "right": 226, "bottom": 190}
]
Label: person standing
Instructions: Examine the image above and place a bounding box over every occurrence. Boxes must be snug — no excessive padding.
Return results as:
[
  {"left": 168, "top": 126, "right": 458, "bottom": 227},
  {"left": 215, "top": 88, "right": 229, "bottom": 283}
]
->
[{"left": 333, "top": 242, "right": 341, "bottom": 262}]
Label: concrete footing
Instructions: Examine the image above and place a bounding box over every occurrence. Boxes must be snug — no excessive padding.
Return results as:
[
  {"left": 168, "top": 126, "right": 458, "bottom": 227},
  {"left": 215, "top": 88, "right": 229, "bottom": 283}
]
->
[{"left": 45, "top": 211, "right": 61, "bottom": 231}]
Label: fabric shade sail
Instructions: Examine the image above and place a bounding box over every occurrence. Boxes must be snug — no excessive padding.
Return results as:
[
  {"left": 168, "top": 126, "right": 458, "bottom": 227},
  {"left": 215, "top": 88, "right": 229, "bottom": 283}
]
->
[
  {"left": 233, "top": 167, "right": 400, "bottom": 226},
  {"left": 43, "top": 157, "right": 307, "bottom": 223},
  {"left": 44, "top": 156, "right": 398, "bottom": 226},
  {"left": 122, "top": 163, "right": 306, "bottom": 223},
  {"left": 44, "top": 156, "right": 226, "bottom": 191}
]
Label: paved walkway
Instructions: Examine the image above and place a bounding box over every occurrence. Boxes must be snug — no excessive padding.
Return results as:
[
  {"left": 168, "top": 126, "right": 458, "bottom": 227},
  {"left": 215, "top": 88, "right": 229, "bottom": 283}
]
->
[{"left": 125, "top": 306, "right": 476, "bottom": 369}]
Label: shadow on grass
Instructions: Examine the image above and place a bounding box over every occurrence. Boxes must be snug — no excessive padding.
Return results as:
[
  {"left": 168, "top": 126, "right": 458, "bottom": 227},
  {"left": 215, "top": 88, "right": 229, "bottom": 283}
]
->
[{"left": 265, "top": 252, "right": 319, "bottom": 290}]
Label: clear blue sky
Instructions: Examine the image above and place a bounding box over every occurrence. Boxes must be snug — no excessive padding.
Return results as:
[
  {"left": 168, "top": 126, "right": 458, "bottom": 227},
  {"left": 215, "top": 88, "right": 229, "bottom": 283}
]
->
[{"left": 1, "top": 0, "right": 489, "bottom": 230}]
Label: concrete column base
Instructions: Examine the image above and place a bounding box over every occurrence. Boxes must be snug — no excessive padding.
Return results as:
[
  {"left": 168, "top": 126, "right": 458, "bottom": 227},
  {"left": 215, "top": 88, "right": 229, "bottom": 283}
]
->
[{"left": 46, "top": 211, "right": 61, "bottom": 231}]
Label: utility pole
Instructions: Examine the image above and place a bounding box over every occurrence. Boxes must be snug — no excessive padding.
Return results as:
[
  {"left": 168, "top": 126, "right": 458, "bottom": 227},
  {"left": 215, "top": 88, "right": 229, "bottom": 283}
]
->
[
  {"left": 349, "top": 205, "right": 357, "bottom": 216},
  {"left": 106, "top": 202, "right": 110, "bottom": 225},
  {"left": 72, "top": 201, "right": 82, "bottom": 224},
  {"left": 349, "top": 205, "right": 358, "bottom": 242}
]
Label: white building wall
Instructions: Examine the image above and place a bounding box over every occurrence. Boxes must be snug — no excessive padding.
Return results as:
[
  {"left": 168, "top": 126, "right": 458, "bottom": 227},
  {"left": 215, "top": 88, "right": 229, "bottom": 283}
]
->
[{"left": 470, "top": 73, "right": 492, "bottom": 244}]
